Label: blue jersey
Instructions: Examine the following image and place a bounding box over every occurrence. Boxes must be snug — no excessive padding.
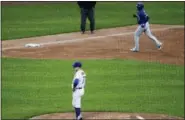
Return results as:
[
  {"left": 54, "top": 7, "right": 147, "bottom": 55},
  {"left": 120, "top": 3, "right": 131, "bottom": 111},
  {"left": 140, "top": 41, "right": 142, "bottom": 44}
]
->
[{"left": 136, "top": 9, "right": 149, "bottom": 25}]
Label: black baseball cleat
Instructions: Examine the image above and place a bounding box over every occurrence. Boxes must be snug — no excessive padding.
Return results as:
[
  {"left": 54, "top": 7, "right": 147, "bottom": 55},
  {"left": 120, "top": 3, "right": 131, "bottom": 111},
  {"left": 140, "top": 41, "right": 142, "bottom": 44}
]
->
[
  {"left": 91, "top": 31, "right": 94, "bottom": 34},
  {"left": 81, "top": 31, "right": 85, "bottom": 34}
]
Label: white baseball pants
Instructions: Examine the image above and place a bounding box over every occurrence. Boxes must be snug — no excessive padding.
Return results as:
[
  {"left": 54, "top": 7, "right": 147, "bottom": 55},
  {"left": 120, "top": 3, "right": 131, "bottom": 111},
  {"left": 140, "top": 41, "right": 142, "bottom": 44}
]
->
[
  {"left": 134, "top": 22, "right": 161, "bottom": 50},
  {"left": 72, "top": 88, "right": 84, "bottom": 108}
]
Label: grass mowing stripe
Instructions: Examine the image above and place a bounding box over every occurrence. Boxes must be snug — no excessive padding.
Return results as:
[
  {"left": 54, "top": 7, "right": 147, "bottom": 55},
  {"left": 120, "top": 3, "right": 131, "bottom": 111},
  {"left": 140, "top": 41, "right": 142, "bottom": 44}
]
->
[{"left": 2, "top": 58, "right": 184, "bottom": 119}]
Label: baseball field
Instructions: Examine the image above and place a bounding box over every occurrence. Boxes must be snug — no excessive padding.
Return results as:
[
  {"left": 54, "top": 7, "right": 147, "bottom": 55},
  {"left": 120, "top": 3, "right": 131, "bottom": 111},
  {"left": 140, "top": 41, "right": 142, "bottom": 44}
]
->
[{"left": 1, "top": 1, "right": 184, "bottom": 119}]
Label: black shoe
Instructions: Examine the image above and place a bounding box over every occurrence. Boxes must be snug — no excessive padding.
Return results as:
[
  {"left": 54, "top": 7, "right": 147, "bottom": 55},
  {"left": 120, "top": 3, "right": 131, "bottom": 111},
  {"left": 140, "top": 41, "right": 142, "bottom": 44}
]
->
[
  {"left": 81, "top": 31, "right": 85, "bottom": 34},
  {"left": 79, "top": 117, "right": 83, "bottom": 120},
  {"left": 91, "top": 31, "right": 94, "bottom": 34}
]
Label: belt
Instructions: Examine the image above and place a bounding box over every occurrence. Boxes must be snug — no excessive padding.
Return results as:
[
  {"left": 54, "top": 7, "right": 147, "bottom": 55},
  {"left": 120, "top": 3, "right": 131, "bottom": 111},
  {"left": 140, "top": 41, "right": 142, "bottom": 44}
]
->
[{"left": 76, "top": 87, "right": 82, "bottom": 89}]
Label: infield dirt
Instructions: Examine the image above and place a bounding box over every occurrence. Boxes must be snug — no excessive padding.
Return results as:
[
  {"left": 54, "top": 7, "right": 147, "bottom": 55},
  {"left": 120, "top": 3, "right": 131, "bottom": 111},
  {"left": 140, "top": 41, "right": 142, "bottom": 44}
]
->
[{"left": 2, "top": 25, "right": 184, "bottom": 65}]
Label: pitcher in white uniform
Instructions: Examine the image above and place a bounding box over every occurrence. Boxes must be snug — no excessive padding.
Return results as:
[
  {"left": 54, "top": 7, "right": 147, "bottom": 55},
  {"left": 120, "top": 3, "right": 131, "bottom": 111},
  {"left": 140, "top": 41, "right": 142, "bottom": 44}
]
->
[{"left": 72, "top": 61, "right": 86, "bottom": 120}]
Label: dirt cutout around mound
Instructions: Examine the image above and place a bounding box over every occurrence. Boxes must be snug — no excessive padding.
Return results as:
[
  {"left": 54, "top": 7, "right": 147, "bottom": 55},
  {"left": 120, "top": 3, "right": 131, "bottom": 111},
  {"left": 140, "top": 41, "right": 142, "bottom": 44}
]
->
[
  {"left": 30, "top": 112, "right": 184, "bottom": 119},
  {"left": 2, "top": 24, "right": 184, "bottom": 65}
]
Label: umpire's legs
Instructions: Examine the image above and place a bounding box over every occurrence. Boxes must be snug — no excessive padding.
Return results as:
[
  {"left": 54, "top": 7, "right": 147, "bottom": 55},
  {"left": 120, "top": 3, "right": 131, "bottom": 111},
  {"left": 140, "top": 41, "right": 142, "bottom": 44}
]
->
[
  {"left": 88, "top": 8, "right": 95, "bottom": 32},
  {"left": 80, "top": 8, "right": 87, "bottom": 33}
]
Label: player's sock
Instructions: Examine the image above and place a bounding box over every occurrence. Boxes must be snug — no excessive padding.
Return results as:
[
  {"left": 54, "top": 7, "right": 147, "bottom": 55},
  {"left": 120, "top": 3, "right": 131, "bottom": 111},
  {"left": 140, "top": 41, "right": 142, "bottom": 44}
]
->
[
  {"left": 134, "top": 35, "right": 139, "bottom": 50},
  {"left": 146, "top": 32, "right": 161, "bottom": 46},
  {"left": 151, "top": 36, "right": 160, "bottom": 45},
  {"left": 75, "top": 108, "right": 81, "bottom": 120}
]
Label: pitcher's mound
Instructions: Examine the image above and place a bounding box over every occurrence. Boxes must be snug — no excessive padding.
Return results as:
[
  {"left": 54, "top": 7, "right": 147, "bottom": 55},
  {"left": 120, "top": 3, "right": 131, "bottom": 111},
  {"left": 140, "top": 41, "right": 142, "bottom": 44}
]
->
[{"left": 30, "top": 112, "right": 183, "bottom": 119}]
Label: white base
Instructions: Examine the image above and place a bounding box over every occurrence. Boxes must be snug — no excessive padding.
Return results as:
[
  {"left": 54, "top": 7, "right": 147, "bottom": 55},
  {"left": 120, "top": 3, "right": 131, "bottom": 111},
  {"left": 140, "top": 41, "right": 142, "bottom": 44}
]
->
[{"left": 25, "top": 43, "right": 41, "bottom": 48}]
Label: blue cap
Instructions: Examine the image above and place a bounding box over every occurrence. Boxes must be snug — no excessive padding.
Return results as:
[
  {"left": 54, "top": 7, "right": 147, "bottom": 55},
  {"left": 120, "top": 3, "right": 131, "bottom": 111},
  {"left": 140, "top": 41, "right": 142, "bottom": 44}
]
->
[
  {"left": 136, "top": 2, "right": 144, "bottom": 10},
  {"left": 72, "top": 61, "right": 82, "bottom": 68}
]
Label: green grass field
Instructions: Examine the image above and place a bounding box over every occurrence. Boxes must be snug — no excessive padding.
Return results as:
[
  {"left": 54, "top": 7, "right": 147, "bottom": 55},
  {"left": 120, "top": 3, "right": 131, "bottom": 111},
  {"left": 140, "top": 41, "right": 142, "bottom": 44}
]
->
[
  {"left": 1, "top": 2, "right": 184, "bottom": 119},
  {"left": 2, "top": 2, "right": 184, "bottom": 40},
  {"left": 2, "top": 58, "right": 184, "bottom": 119}
]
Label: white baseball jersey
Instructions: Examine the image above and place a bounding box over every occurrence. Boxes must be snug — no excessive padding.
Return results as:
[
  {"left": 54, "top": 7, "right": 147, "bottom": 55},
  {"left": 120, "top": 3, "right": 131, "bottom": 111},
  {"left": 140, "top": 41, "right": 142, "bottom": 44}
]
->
[
  {"left": 72, "top": 69, "right": 86, "bottom": 89},
  {"left": 72, "top": 69, "right": 86, "bottom": 108}
]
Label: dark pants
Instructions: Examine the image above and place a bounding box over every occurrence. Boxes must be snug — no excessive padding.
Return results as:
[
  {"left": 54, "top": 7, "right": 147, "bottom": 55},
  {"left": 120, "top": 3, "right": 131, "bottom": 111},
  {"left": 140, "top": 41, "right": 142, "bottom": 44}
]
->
[{"left": 80, "top": 8, "right": 95, "bottom": 32}]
